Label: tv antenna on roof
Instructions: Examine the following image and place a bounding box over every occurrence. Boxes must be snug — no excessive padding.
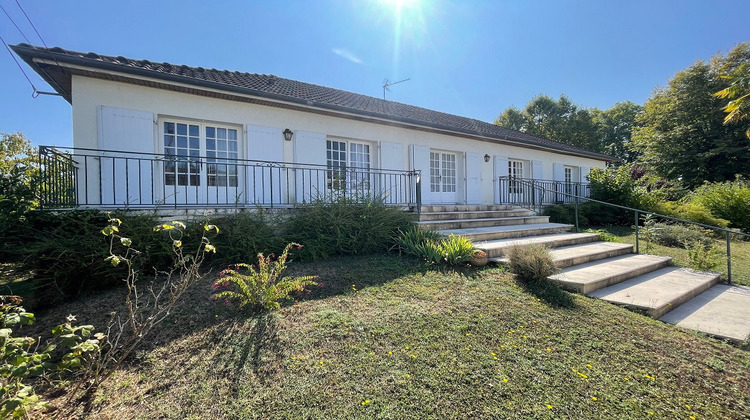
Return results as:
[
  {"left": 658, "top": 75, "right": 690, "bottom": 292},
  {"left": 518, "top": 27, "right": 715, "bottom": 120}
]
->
[{"left": 382, "top": 78, "right": 410, "bottom": 99}]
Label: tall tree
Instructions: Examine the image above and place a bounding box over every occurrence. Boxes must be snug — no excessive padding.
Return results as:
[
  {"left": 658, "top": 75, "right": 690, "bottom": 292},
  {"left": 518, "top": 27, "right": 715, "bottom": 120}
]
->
[
  {"left": 591, "top": 101, "right": 643, "bottom": 163},
  {"left": 632, "top": 44, "right": 750, "bottom": 189}
]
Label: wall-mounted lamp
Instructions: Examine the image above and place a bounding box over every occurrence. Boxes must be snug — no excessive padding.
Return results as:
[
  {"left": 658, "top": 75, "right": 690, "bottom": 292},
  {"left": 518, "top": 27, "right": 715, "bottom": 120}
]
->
[
  {"left": 282, "top": 128, "right": 294, "bottom": 141},
  {"left": 484, "top": 154, "right": 491, "bottom": 163}
]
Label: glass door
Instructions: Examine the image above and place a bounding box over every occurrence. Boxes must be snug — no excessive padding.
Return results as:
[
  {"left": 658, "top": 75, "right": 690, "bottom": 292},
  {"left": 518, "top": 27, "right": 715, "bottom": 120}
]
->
[
  {"left": 162, "top": 121, "right": 240, "bottom": 205},
  {"left": 430, "top": 151, "right": 457, "bottom": 203}
]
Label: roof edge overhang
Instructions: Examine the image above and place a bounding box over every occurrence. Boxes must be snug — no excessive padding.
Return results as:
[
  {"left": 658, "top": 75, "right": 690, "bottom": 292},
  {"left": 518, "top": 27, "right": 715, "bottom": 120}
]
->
[{"left": 11, "top": 44, "right": 616, "bottom": 162}]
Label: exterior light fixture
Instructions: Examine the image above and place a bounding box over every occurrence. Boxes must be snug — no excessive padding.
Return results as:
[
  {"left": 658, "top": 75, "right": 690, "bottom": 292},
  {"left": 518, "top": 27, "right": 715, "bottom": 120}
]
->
[
  {"left": 484, "top": 154, "right": 491, "bottom": 162},
  {"left": 282, "top": 128, "right": 294, "bottom": 141}
]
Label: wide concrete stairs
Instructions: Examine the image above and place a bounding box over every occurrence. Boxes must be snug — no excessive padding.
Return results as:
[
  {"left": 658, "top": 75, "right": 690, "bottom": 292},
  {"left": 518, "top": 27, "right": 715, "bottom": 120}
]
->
[{"left": 418, "top": 205, "right": 750, "bottom": 344}]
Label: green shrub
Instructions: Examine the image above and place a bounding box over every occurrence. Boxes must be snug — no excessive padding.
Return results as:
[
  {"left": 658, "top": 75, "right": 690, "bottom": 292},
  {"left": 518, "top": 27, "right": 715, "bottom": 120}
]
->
[
  {"left": 2, "top": 211, "right": 209, "bottom": 309},
  {"left": 209, "top": 211, "right": 284, "bottom": 266},
  {"left": 583, "top": 229, "right": 620, "bottom": 242},
  {"left": 506, "top": 244, "right": 558, "bottom": 281},
  {"left": 211, "top": 243, "right": 317, "bottom": 310},
  {"left": 652, "top": 201, "right": 730, "bottom": 229},
  {"left": 687, "top": 243, "right": 723, "bottom": 271},
  {"left": 690, "top": 179, "right": 750, "bottom": 232},
  {"left": 395, "top": 228, "right": 476, "bottom": 266},
  {"left": 284, "top": 195, "right": 415, "bottom": 260},
  {"left": 0, "top": 295, "right": 102, "bottom": 418},
  {"left": 588, "top": 165, "right": 659, "bottom": 211},
  {"left": 645, "top": 223, "right": 713, "bottom": 249},
  {"left": 542, "top": 204, "right": 586, "bottom": 226},
  {"left": 394, "top": 226, "right": 442, "bottom": 255},
  {"left": 439, "top": 234, "right": 476, "bottom": 266}
]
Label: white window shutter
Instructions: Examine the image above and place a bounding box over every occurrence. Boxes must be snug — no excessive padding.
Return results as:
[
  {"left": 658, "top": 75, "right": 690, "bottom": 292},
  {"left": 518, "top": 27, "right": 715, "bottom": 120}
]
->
[
  {"left": 581, "top": 166, "right": 590, "bottom": 183},
  {"left": 532, "top": 160, "right": 544, "bottom": 180},
  {"left": 380, "top": 141, "right": 404, "bottom": 202},
  {"left": 465, "top": 152, "right": 482, "bottom": 204},
  {"left": 409, "top": 145, "right": 430, "bottom": 205},
  {"left": 246, "top": 125, "right": 285, "bottom": 205},
  {"left": 293, "top": 131, "right": 327, "bottom": 203},
  {"left": 97, "top": 106, "right": 155, "bottom": 207},
  {"left": 493, "top": 155, "right": 509, "bottom": 204},
  {"left": 553, "top": 163, "right": 565, "bottom": 181}
]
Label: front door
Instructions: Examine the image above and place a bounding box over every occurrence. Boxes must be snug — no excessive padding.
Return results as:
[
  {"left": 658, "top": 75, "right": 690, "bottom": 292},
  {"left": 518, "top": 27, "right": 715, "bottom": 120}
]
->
[
  {"left": 508, "top": 159, "right": 526, "bottom": 203},
  {"left": 430, "top": 151, "right": 457, "bottom": 203},
  {"left": 162, "top": 121, "right": 241, "bottom": 205}
]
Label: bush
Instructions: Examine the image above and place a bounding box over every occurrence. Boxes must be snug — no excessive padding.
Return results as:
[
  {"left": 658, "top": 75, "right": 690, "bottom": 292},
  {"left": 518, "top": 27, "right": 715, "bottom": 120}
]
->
[
  {"left": 687, "top": 243, "right": 723, "bottom": 272},
  {"left": 645, "top": 222, "right": 713, "bottom": 249},
  {"left": 506, "top": 244, "right": 558, "bottom": 281},
  {"left": 2, "top": 211, "right": 209, "bottom": 309},
  {"left": 690, "top": 179, "right": 750, "bottom": 232},
  {"left": 652, "top": 201, "right": 730, "bottom": 229},
  {"left": 211, "top": 243, "right": 317, "bottom": 310},
  {"left": 439, "top": 234, "right": 476, "bottom": 266},
  {"left": 284, "top": 195, "right": 415, "bottom": 260},
  {"left": 0, "top": 133, "right": 39, "bottom": 250},
  {"left": 395, "top": 228, "right": 476, "bottom": 266},
  {"left": 209, "top": 211, "right": 284, "bottom": 266},
  {"left": 588, "top": 165, "right": 659, "bottom": 211}
]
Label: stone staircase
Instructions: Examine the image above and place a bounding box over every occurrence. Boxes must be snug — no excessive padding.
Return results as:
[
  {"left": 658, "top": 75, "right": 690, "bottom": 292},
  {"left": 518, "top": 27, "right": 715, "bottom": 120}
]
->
[{"left": 418, "top": 205, "right": 750, "bottom": 344}]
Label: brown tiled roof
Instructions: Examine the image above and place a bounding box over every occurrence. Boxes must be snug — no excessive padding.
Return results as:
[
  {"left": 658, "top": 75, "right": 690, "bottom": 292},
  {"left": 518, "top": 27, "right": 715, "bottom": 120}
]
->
[{"left": 11, "top": 43, "right": 613, "bottom": 161}]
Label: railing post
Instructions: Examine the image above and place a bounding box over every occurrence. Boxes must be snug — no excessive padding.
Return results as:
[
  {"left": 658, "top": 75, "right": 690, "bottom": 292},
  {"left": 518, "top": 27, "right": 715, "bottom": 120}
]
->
[
  {"left": 415, "top": 172, "right": 422, "bottom": 219},
  {"left": 634, "top": 210, "right": 640, "bottom": 254},
  {"left": 726, "top": 231, "right": 732, "bottom": 284},
  {"left": 574, "top": 195, "right": 579, "bottom": 233}
]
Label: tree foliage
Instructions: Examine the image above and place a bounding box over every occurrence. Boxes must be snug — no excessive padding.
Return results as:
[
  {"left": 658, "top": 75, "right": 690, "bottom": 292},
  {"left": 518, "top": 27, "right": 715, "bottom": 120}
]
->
[
  {"left": 632, "top": 43, "right": 750, "bottom": 189},
  {"left": 0, "top": 133, "right": 39, "bottom": 238},
  {"left": 591, "top": 101, "right": 643, "bottom": 163},
  {"left": 714, "top": 42, "right": 750, "bottom": 138},
  {"left": 494, "top": 95, "right": 602, "bottom": 153}
]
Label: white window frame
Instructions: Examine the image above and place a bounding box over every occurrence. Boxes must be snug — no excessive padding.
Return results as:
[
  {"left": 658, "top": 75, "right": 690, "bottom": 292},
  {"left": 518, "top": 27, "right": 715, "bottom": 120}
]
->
[
  {"left": 160, "top": 117, "right": 242, "bottom": 190},
  {"left": 326, "top": 138, "right": 373, "bottom": 193}
]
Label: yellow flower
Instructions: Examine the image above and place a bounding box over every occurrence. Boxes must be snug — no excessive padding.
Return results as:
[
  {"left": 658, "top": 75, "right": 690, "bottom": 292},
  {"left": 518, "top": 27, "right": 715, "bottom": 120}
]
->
[
  {"left": 586, "top": 364, "right": 592, "bottom": 368},
  {"left": 685, "top": 404, "right": 691, "bottom": 409},
  {"left": 503, "top": 378, "right": 509, "bottom": 383},
  {"left": 319, "top": 361, "right": 324, "bottom": 365},
  {"left": 361, "top": 399, "right": 371, "bottom": 406},
  {"left": 465, "top": 333, "right": 471, "bottom": 336},
  {"left": 388, "top": 351, "right": 393, "bottom": 355},
  {"left": 592, "top": 397, "right": 598, "bottom": 401},
  {"left": 491, "top": 352, "right": 496, "bottom": 356},
  {"left": 547, "top": 404, "right": 553, "bottom": 409},
  {"left": 546, "top": 348, "right": 551, "bottom": 352}
]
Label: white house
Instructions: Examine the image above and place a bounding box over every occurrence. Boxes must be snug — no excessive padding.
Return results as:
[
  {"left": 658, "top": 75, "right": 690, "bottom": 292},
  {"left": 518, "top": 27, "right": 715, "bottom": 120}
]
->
[{"left": 13, "top": 44, "right": 613, "bottom": 210}]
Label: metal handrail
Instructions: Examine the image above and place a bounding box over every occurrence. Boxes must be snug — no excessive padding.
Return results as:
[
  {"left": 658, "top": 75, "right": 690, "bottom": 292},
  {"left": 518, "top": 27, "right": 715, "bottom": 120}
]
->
[{"left": 501, "top": 176, "right": 749, "bottom": 284}]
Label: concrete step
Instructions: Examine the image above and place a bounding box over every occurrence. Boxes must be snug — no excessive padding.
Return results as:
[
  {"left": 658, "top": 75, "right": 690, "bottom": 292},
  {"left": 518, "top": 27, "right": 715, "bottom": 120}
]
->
[
  {"left": 418, "top": 215, "right": 549, "bottom": 231},
  {"left": 437, "top": 223, "right": 573, "bottom": 242},
  {"left": 549, "top": 254, "right": 673, "bottom": 294},
  {"left": 589, "top": 267, "right": 721, "bottom": 319},
  {"left": 419, "top": 209, "right": 535, "bottom": 221},
  {"left": 476, "top": 232, "right": 601, "bottom": 258},
  {"left": 420, "top": 205, "right": 514, "bottom": 212},
  {"left": 491, "top": 241, "right": 633, "bottom": 268},
  {"left": 659, "top": 284, "right": 750, "bottom": 344}
]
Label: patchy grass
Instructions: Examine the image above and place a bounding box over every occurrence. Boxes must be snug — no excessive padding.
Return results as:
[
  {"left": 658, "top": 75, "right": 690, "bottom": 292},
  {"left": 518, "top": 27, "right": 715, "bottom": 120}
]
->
[
  {"left": 25, "top": 254, "right": 750, "bottom": 419},
  {"left": 593, "top": 225, "right": 750, "bottom": 286}
]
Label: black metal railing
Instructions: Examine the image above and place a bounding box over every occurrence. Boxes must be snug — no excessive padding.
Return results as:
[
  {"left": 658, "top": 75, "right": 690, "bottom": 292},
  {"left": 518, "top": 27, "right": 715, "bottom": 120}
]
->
[
  {"left": 498, "top": 176, "right": 591, "bottom": 207},
  {"left": 38, "top": 146, "right": 421, "bottom": 210},
  {"left": 500, "top": 176, "right": 750, "bottom": 284}
]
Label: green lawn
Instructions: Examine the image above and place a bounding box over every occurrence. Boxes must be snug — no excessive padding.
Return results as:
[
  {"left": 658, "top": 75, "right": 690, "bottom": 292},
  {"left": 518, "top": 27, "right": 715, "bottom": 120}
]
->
[
  {"left": 587, "top": 226, "right": 750, "bottom": 287},
  {"left": 27, "top": 254, "right": 750, "bottom": 419}
]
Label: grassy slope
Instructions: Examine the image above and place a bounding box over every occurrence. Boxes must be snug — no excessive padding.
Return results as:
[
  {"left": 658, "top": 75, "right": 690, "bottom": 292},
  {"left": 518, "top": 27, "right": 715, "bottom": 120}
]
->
[{"left": 33, "top": 255, "right": 750, "bottom": 419}]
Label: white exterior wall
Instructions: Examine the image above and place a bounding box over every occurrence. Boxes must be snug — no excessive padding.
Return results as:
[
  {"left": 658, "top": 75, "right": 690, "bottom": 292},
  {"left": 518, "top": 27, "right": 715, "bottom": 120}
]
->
[{"left": 71, "top": 75, "right": 606, "bottom": 205}]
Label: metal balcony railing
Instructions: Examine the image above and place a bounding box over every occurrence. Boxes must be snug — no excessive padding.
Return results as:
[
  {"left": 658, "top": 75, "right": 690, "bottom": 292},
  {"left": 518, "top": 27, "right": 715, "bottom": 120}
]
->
[
  {"left": 38, "top": 146, "right": 421, "bottom": 210},
  {"left": 498, "top": 176, "right": 591, "bottom": 208}
]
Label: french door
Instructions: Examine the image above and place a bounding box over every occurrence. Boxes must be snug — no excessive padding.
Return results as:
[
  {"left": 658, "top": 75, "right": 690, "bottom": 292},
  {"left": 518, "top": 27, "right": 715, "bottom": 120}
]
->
[
  {"left": 326, "top": 139, "right": 372, "bottom": 197},
  {"left": 508, "top": 159, "right": 526, "bottom": 202},
  {"left": 162, "top": 120, "right": 241, "bottom": 205},
  {"left": 430, "top": 151, "right": 457, "bottom": 203}
]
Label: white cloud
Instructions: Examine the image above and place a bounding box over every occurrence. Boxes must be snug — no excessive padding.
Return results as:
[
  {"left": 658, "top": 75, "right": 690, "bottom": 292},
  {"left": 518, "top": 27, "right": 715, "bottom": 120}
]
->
[{"left": 332, "top": 48, "right": 364, "bottom": 64}]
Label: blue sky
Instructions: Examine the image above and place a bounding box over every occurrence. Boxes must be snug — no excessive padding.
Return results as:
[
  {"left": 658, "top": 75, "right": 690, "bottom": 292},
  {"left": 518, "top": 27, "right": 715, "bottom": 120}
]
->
[{"left": 1, "top": 0, "right": 748, "bottom": 147}]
